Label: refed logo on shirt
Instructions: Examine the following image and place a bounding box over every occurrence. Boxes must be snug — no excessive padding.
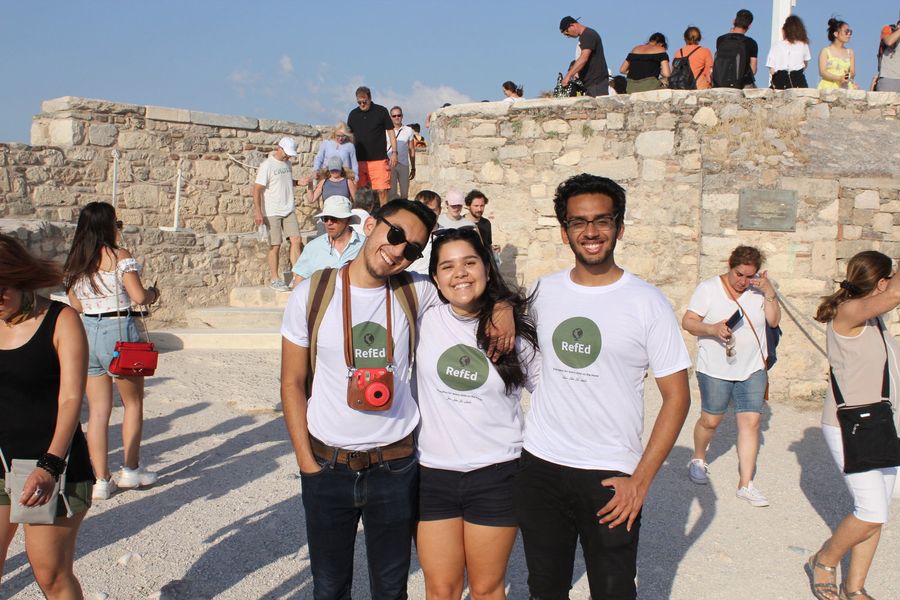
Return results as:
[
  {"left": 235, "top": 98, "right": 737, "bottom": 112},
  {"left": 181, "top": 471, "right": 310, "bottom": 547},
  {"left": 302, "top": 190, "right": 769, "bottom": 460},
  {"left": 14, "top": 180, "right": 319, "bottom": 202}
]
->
[
  {"left": 552, "top": 317, "right": 601, "bottom": 368},
  {"left": 436, "top": 344, "right": 489, "bottom": 392},
  {"left": 351, "top": 321, "right": 388, "bottom": 367}
]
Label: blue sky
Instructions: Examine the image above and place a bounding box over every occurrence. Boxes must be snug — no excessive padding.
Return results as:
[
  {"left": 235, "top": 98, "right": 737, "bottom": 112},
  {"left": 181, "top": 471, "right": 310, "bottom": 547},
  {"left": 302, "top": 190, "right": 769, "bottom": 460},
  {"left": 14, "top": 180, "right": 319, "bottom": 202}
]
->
[{"left": 1, "top": 1, "right": 895, "bottom": 143}]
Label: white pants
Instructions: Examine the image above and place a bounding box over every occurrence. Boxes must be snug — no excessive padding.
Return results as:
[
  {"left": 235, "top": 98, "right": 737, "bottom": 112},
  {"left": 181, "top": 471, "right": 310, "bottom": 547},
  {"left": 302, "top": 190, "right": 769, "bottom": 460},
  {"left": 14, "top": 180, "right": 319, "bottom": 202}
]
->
[{"left": 822, "top": 424, "right": 897, "bottom": 523}]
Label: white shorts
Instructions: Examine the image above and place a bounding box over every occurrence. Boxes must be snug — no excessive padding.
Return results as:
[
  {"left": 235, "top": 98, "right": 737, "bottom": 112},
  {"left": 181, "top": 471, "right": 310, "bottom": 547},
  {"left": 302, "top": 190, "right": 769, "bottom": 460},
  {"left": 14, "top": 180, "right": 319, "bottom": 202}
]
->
[{"left": 822, "top": 424, "right": 897, "bottom": 523}]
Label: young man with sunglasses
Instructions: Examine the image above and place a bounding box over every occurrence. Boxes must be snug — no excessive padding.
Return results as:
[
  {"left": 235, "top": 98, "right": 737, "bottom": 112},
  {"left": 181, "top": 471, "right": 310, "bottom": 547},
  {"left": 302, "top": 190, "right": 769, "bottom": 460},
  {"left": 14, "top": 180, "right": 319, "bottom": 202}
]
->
[
  {"left": 387, "top": 105, "right": 416, "bottom": 201},
  {"left": 514, "top": 174, "right": 691, "bottom": 600},
  {"left": 281, "top": 199, "right": 514, "bottom": 598},
  {"left": 348, "top": 86, "right": 398, "bottom": 207}
]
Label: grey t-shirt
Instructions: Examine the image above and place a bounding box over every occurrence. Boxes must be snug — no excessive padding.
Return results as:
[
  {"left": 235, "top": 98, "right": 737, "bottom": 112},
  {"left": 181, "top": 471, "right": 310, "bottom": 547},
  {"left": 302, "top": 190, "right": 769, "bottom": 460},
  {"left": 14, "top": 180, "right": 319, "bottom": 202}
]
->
[{"left": 578, "top": 27, "right": 609, "bottom": 86}]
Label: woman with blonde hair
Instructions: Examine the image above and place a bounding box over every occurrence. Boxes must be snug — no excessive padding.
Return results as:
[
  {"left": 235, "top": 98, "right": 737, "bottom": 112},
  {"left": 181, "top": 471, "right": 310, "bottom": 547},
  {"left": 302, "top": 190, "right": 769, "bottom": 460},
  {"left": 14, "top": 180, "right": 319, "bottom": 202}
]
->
[
  {"left": 806, "top": 251, "right": 899, "bottom": 600},
  {"left": 64, "top": 202, "right": 161, "bottom": 500},
  {"left": 1, "top": 234, "right": 93, "bottom": 598},
  {"left": 817, "top": 17, "right": 857, "bottom": 90},
  {"left": 312, "top": 121, "right": 358, "bottom": 181}
]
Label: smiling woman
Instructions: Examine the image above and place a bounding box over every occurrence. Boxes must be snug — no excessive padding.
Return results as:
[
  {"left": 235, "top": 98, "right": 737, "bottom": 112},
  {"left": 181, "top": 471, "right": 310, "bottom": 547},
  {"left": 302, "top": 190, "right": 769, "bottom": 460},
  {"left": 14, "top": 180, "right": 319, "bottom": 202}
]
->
[{"left": 416, "top": 225, "right": 538, "bottom": 600}]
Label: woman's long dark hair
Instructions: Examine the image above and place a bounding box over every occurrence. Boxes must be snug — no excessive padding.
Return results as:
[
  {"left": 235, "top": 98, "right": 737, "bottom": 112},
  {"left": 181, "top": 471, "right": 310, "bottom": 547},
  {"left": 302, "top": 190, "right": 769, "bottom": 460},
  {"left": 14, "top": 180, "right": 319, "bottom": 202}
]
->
[
  {"left": 429, "top": 227, "right": 538, "bottom": 393},
  {"left": 815, "top": 251, "right": 892, "bottom": 323},
  {"left": 63, "top": 201, "right": 119, "bottom": 293},
  {"left": 0, "top": 234, "right": 63, "bottom": 290}
]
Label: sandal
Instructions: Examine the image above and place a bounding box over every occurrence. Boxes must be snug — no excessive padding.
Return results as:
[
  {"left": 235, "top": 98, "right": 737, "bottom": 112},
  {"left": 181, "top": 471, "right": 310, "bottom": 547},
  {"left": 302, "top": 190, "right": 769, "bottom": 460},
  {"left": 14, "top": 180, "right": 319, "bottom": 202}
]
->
[
  {"left": 840, "top": 584, "right": 875, "bottom": 600},
  {"left": 805, "top": 553, "right": 839, "bottom": 600}
]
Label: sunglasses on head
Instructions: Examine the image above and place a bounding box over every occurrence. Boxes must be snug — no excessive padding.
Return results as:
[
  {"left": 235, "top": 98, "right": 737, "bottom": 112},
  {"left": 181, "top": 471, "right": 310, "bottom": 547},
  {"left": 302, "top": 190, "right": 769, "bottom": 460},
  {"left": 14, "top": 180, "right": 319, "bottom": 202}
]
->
[
  {"left": 431, "top": 224, "right": 481, "bottom": 242},
  {"left": 379, "top": 216, "right": 424, "bottom": 261}
]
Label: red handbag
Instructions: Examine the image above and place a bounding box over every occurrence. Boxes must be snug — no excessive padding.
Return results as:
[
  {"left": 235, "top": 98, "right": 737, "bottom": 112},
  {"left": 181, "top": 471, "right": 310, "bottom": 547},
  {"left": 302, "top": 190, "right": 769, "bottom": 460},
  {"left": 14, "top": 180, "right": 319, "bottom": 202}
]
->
[
  {"left": 109, "top": 341, "right": 158, "bottom": 376},
  {"left": 107, "top": 273, "right": 158, "bottom": 377}
]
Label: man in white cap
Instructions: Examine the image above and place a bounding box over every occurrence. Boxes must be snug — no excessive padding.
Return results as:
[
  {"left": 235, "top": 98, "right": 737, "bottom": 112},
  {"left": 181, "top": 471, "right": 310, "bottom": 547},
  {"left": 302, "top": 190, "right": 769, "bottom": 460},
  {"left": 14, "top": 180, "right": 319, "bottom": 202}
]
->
[
  {"left": 254, "top": 137, "right": 304, "bottom": 291},
  {"left": 290, "top": 195, "right": 364, "bottom": 287},
  {"left": 436, "top": 190, "right": 470, "bottom": 229}
]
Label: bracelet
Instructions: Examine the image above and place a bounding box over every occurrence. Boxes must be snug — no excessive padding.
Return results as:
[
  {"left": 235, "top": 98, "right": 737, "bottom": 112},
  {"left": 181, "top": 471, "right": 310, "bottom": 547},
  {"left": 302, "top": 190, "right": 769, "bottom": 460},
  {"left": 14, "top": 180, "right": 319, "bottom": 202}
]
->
[
  {"left": 37, "top": 453, "right": 67, "bottom": 481},
  {"left": 765, "top": 295, "right": 775, "bottom": 302}
]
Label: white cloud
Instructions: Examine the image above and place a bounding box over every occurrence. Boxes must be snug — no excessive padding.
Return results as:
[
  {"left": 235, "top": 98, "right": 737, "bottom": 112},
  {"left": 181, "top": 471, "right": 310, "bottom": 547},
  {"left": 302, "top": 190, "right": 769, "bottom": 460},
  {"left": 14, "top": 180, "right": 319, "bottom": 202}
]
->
[
  {"left": 279, "top": 55, "right": 294, "bottom": 76},
  {"left": 378, "top": 81, "right": 473, "bottom": 128}
]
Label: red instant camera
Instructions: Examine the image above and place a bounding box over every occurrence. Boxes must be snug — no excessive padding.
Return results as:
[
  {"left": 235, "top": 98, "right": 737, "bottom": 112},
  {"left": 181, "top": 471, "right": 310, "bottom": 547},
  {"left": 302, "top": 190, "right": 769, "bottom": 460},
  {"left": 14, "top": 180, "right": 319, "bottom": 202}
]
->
[{"left": 347, "top": 367, "right": 393, "bottom": 411}]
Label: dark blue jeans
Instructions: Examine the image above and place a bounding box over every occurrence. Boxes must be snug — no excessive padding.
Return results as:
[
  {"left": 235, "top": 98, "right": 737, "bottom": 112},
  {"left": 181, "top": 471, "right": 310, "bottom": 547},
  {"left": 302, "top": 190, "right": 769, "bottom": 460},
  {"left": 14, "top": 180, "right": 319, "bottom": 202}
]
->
[
  {"left": 300, "top": 454, "right": 419, "bottom": 600},
  {"left": 513, "top": 451, "right": 641, "bottom": 600}
]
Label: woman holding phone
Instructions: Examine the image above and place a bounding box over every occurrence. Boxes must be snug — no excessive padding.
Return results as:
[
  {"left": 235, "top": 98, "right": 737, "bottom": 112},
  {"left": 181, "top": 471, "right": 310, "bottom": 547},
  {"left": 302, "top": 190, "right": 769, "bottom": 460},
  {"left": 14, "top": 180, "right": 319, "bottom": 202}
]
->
[{"left": 681, "top": 246, "right": 781, "bottom": 506}]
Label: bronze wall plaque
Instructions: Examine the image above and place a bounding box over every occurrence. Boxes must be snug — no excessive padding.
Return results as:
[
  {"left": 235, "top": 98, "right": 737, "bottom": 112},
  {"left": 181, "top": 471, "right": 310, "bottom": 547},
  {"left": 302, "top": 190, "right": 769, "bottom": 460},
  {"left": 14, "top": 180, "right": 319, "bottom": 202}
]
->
[{"left": 737, "top": 189, "right": 798, "bottom": 232}]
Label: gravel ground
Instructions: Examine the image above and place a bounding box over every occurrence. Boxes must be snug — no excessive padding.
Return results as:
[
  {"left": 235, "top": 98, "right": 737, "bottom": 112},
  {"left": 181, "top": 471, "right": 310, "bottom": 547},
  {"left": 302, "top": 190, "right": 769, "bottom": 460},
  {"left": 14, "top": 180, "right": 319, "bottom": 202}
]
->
[{"left": 3, "top": 349, "right": 897, "bottom": 599}]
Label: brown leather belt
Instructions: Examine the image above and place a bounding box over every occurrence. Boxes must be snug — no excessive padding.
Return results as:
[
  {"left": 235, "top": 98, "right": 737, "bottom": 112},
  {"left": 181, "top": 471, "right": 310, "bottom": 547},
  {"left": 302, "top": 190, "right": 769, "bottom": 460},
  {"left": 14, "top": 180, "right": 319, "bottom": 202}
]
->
[{"left": 309, "top": 433, "right": 414, "bottom": 471}]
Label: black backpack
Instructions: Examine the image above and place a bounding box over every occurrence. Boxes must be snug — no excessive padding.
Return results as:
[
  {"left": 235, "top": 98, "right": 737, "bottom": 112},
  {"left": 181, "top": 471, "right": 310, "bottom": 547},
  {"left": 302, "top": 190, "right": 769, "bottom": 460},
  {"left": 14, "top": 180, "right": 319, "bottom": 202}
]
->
[
  {"left": 669, "top": 47, "right": 701, "bottom": 90},
  {"left": 712, "top": 34, "right": 747, "bottom": 88}
]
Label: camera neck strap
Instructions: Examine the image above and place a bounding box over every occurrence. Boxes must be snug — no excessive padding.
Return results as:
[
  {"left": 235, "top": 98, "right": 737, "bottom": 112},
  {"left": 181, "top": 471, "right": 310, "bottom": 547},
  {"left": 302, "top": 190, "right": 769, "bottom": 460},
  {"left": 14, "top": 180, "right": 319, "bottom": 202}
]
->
[{"left": 341, "top": 266, "right": 394, "bottom": 370}]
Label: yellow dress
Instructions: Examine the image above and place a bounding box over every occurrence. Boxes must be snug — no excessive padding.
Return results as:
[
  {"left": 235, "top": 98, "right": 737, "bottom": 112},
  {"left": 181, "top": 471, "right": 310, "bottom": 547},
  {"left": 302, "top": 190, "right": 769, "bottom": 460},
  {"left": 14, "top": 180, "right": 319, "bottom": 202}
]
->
[{"left": 817, "top": 48, "right": 857, "bottom": 89}]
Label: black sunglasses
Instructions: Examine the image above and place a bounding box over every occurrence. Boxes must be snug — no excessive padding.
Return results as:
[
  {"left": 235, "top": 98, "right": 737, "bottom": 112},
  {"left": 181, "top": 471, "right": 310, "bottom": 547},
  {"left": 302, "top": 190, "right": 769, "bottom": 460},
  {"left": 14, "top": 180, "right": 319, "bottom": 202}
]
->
[
  {"left": 391, "top": 114, "right": 403, "bottom": 118},
  {"left": 379, "top": 216, "right": 424, "bottom": 261},
  {"left": 115, "top": 220, "right": 123, "bottom": 230}
]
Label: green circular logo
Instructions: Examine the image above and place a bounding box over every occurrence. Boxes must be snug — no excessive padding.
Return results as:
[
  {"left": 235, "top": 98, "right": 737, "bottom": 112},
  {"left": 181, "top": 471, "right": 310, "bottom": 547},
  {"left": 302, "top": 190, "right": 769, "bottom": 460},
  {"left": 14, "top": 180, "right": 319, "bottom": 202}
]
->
[
  {"left": 351, "top": 321, "right": 388, "bottom": 368},
  {"left": 552, "top": 317, "right": 601, "bottom": 369},
  {"left": 436, "top": 344, "right": 490, "bottom": 392}
]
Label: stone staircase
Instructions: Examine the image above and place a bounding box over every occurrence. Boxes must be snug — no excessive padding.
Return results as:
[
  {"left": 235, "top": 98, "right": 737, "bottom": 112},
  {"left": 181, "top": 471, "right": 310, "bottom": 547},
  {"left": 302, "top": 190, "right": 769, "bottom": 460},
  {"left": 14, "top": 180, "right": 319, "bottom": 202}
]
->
[{"left": 151, "top": 286, "right": 291, "bottom": 350}]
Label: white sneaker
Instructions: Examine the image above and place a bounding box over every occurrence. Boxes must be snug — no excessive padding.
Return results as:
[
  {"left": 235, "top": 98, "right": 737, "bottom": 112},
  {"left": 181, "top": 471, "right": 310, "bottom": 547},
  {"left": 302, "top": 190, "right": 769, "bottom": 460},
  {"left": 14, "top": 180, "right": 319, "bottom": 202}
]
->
[
  {"left": 270, "top": 280, "right": 290, "bottom": 292},
  {"left": 736, "top": 481, "right": 769, "bottom": 507},
  {"left": 92, "top": 478, "right": 118, "bottom": 500},
  {"left": 118, "top": 466, "right": 158, "bottom": 489},
  {"left": 688, "top": 459, "right": 710, "bottom": 485}
]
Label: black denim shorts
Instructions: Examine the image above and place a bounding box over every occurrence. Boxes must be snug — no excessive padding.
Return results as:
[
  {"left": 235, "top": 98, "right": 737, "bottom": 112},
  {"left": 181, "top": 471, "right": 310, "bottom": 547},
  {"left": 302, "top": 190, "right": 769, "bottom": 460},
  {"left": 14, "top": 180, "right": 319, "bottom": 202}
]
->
[{"left": 418, "top": 459, "right": 518, "bottom": 527}]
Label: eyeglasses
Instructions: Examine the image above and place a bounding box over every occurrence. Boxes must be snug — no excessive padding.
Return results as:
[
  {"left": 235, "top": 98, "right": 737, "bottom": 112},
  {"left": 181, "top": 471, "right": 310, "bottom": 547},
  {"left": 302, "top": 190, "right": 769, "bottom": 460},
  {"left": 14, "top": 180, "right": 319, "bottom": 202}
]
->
[
  {"left": 115, "top": 220, "right": 123, "bottom": 230},
  {"left": 564, "top": 214, "right": 618, "bottom": 233},
  {"left": 391, "top": 114, "right": 403, "bottom": 118},
  {"left": 357, "top": 99, "right": 370, "bottom": 105},
  {"left": 379, "top": 216, "right": 424, "bottom": 261},
  {"left": 842, "top": 29, "right": 853, "bottom": 35}
]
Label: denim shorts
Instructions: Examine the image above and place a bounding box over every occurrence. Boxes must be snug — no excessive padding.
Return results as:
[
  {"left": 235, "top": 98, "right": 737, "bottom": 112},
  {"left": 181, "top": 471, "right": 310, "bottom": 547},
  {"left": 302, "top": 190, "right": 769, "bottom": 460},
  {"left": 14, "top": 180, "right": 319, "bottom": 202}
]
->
[
  {"left": 419, "top": 459, "right": 518, "bottom": 526},
  {"left": 696, "top": 369, "right": 768, "bottom": 415},
  {"left": 82, "top": 315, "right": 141, "bottom": 377}
]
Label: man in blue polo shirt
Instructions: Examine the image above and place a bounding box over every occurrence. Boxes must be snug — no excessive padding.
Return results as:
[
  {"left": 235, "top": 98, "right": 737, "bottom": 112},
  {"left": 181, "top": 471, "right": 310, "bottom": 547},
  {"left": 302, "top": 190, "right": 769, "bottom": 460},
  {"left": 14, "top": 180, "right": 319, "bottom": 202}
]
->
[{"left": 290, "top": 195, "right": 364, "bottom": 287}]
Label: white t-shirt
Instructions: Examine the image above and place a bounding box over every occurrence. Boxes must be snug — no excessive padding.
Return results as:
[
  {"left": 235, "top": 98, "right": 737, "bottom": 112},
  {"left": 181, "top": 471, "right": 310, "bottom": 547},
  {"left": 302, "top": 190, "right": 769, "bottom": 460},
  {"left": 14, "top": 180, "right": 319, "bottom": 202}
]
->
[
  {"left": 415, "top": 304, "right": 539, "bottom": 471},
  {"left": 687, "top": 276, "right": 768, "bottom": 380},
  {"left": 254, "top": 155, "right": 295, "bottom": 217},
  {"left": 386, "top": 126, "right": 415, "bottom": 167},
  {"left": 765, "top": 40, "right": 811, "bottom": 72},
  {"left": 281, "top": 272, "right": 439, "bottom": 450},
  {"left": 524, "top": 270, "right": 691, "bottom": 473}
]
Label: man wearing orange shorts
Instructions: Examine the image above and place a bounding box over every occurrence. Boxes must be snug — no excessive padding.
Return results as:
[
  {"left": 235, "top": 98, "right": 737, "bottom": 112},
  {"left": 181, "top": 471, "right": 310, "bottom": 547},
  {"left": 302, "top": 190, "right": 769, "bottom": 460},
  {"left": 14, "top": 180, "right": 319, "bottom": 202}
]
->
[{"left": 347, "top": 86, "right": 398, "bottom": 206}]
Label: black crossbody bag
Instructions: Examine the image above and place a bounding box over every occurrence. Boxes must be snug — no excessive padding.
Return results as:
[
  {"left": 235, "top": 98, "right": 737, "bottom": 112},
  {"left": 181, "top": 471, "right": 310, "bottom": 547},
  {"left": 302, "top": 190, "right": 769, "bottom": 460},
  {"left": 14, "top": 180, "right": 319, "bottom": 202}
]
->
[{"left": 831, "top": 318, "right": 900, "bottom": 474}]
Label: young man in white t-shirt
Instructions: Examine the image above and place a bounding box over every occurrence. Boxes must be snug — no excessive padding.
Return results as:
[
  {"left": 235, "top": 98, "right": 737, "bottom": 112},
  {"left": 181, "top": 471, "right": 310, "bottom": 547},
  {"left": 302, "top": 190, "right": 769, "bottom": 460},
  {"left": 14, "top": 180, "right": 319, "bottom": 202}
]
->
[
  {"left": 281, "top": 199, "right": 514, "bottom": 598},
  {"left": 514, "top": 173, "right": 691, "bottom": 600},
  {"left": 253, "top": 137, "right": 303, "bottom": 291}
]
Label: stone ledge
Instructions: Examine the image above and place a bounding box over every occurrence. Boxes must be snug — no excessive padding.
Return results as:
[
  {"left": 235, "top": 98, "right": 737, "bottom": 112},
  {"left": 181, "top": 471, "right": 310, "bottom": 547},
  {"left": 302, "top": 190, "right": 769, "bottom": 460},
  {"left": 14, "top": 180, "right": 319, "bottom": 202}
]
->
[
  {"left": 190, "top": 111, "right": 258, "bottom": 130},
  {"left": 146, "top": 105, "right": 191, "bottom": 123}
]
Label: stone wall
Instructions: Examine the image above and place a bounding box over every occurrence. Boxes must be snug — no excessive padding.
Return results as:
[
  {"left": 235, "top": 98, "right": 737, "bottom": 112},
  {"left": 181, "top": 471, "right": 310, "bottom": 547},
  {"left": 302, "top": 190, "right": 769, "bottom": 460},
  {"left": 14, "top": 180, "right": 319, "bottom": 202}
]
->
[
  {"left": 1, "top": 97, "right": 329, "bottom": 322},
  {"left": 421, "top": 89, "right": 900, "bottom": 401}
]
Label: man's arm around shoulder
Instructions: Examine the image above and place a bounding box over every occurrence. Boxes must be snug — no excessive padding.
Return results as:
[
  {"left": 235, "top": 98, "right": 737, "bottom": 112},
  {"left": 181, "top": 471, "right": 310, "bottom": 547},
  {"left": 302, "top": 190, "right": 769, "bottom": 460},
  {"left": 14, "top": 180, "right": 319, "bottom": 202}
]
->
[
  {"left": 596, "top": 369, "right": 690, "bottom": 531},
  {"left": 281, "top": 338, "right": 321, "bottom": 474}
]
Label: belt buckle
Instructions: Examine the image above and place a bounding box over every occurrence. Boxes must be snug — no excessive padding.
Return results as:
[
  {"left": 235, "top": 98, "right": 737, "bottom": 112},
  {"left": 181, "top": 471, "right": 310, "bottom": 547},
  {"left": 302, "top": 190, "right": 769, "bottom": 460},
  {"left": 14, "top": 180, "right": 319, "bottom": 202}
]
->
[{"left": 346, "top": 451, "right": 371, "bottom": 470}]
